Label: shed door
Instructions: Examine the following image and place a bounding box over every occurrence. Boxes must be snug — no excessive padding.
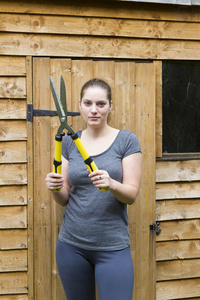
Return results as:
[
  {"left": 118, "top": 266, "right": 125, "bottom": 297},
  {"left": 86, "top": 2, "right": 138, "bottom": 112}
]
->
[{"left": 32, "top": 57, "right": 156, "bottom": 300}]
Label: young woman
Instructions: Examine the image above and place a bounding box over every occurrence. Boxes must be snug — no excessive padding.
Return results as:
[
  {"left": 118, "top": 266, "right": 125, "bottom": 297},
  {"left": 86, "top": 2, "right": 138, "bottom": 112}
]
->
[{"left": 45, "top": 78, "right": 142, "bottom": 300}]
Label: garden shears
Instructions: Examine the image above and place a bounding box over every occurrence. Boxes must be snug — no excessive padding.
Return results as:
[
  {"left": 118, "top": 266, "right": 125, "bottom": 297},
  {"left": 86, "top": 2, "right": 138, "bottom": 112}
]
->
[{"left": 50, "top": 75, "right": 107, "bottom": 192}]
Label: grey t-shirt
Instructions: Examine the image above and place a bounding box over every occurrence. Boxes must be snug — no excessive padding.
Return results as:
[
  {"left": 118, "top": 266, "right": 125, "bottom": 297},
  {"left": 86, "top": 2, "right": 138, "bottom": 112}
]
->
[{"left": 58, "top": 130, "right": 141, "bottom": 251}]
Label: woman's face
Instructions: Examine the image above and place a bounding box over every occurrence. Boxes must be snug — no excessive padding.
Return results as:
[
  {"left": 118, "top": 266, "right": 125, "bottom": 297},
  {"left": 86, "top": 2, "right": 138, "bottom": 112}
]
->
[{"left": 79, "top": 86, "right": 112, "bottom": 128}]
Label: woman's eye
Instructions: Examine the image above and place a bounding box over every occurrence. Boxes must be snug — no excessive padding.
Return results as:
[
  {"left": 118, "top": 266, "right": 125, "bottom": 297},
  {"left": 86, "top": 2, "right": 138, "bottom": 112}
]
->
[
  {"left": 98, "top": 102, "right": 106, "bottom": 107},
  {"left": 84, "top": 101, "right": 91, "bottom": 106}
]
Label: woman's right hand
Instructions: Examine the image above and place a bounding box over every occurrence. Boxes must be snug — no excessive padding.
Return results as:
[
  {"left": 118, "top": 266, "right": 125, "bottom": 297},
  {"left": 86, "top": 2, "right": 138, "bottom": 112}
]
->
[{"left": 45, "top": 172, "right": 64, "bottom": 191}]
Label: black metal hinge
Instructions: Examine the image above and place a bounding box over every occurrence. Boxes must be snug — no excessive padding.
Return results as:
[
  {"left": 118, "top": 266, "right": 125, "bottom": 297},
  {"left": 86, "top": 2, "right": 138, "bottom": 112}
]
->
[
  {"left": 150, "top": 222, "right": 162, "bottom": 235},
  {"left": 27, "top": 104, "right": 80, "bottom": 122}
]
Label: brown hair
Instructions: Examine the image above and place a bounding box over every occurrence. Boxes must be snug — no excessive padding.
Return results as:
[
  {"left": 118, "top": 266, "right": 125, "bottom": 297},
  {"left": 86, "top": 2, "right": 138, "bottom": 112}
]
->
[{"left": 80, "top": 78, "right": 112, "bottom": 105}]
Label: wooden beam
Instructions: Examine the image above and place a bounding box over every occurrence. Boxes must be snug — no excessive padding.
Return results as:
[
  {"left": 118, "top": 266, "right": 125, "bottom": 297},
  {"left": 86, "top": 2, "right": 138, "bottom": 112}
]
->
[{"left": 2, "top": 33, "right": 200, "bottom": 60}]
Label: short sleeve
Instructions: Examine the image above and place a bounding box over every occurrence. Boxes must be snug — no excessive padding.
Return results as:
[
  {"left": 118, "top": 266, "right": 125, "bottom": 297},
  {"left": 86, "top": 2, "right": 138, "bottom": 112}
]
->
[{"left": 123, "top": 131, "right": 141, "bottom": 159}]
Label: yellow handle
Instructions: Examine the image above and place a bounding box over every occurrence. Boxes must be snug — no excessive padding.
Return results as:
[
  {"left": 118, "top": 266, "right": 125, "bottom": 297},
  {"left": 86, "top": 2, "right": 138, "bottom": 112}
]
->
[
  {"left": 70, "top": 133, "right": 107, "bottom": 192},
  {"left": 53, "top": 134, "right": 63, "bottom": 192}
]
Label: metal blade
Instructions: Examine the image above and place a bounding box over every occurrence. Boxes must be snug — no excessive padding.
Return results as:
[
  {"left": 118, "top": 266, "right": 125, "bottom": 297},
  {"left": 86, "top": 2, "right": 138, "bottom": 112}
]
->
[
  {"left": 50, "top": 76, "right": 65, "bottom": 119},
  {"left": 50, "top": 76, "right": 75, "bottom": 135},
  {"left": 60, "top": 75, "right": 67, "bottom": 114}
]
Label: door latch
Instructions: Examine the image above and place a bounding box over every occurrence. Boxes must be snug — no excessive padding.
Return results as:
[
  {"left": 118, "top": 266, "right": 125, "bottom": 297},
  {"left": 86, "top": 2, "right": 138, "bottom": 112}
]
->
[{"left": 150, "top": 222, "right": 162, "bottom": 234}]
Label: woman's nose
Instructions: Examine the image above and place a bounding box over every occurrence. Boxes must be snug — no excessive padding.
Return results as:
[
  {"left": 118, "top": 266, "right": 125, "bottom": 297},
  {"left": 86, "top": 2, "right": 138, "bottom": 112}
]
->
[{"left": 91, "top": 104, "right": 97, "bottom": 113}]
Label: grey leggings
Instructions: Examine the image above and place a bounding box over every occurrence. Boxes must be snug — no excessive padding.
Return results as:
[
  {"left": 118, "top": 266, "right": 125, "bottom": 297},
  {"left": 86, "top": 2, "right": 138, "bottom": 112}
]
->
[{"left": 56, "top": 240, "right": 134, "bottom": 300}]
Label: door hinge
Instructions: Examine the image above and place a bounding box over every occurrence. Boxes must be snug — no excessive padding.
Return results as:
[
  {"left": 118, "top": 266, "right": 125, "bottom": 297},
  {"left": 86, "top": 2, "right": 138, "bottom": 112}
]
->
[
  {"left": 27, "top": 104, "right": 80, "bottom": 122},
  {"left": 150, "top": 222, "right": 162, "bottom": 234}
]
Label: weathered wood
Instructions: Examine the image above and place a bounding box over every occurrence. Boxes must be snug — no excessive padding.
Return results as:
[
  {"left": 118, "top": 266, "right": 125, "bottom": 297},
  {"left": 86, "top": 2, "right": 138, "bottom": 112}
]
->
[
  {"left": 0, "top": 249, "right": 27, "bottom": 272},
  {"left": 156, "top": 182, "right": 200, "bottom": 200},
  {"left": 0, "top": 100, "right": 26, "bottom": 119},
  {"left": 33, "top": 57, "right": 52, "bottom": 300},
  {"left": 156, "top": 160, "right": 200, "bottom": 182},
  {"left": 0, "top": 229, "right": 27, "bottom": 250},
  {"left": 71, "top": 60, "right": 92, "bottom": 132},
  {"left": 157, "top": 199, "right": 200, "bottom": 221},
  {"left": 0, "top": 120, "right": 27, "bottom": 141},
  {"left": 50, "top": 59, "right": 70, "bottom": 300},
  {"left": 156, "top": 240, "right": 200, "bottom": 261},
  {"left": 156, "top": 219, "right": 200, "bottom": 241},
  {"left": 155, "top": 61, "right": 162, "bottom": 158},
  {"left": 26, "top": 55, "right": 34, "bottom": 300},
  {"left": 156, "top": 278, "right": 200, "bottom": 300},
  {"left": 134, "top": 62, "right": 156, "bottom": 300},
  {"left": 0, "top": 56, "right": 26, "bottom": 76},
  {"left": 0, "top": 164, "right": 27, "bottom": 186},
  {"left": 114, "top": 62, "right": 135, "bottom": 130},
  {"left": 0, "top": 77, "right": 26, "bottom": 98},
  {"left": 0, "top": 0, "right": 200, "bottom": 23},
  {"left": 157, "top": 258, "right": 200, "bottom": 281},
  {"left": 2, "top": 13, "right": 200, "bottom": 41},
  {"left": 0, "top": 141, "right": 26, "bottom": 163},
  {"left": 0, "top": 272, "right": 27, "bottom": 295},
  {"left": 0, "top": 206, "right": 27, "bottom": 229},
  {"left": 0, "top": 296, "right": 28, "bottom": 300},
  {"left": 2, "top": 33, "right": 200, "bottom": 60},
  {"left": 0, "top": 185, "right": 27, "bottom": 206}
]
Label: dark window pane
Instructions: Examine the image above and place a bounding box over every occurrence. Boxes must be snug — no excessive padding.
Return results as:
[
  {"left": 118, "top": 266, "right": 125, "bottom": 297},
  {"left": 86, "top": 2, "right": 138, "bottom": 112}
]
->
[{"left": 162, "top": 61, "right": 200, "bottom": 153}]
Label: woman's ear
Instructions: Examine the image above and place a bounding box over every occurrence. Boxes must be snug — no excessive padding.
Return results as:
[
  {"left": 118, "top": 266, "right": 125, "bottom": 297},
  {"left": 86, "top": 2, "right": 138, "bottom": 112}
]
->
[
  {"left": 79, "top": 99, "right": 82, "bottom": 111},
  {"left": 109, "top": 101, "right": 113, "bottom": 112}
]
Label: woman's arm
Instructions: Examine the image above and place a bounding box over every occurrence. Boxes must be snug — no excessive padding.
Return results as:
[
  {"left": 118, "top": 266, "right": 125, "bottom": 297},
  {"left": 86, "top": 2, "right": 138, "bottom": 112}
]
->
[
  {"left": 45, "top": 156, "right": 71, "bottom": 206},
  {"left": 88, "top": 152, "right": 142, "bottom": 205}
]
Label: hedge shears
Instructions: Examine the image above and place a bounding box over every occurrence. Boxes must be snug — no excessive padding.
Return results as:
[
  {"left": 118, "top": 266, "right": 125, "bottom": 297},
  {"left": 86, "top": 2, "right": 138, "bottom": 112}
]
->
[{"left": 50, "top": 75, "right": 107, "bottom": 192}]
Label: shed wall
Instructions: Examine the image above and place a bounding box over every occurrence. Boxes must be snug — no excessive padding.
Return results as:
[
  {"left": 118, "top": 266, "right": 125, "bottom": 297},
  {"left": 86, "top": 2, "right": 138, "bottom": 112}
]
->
[{"left": 0, "top": 1, "right": 200, "bottom": 299}]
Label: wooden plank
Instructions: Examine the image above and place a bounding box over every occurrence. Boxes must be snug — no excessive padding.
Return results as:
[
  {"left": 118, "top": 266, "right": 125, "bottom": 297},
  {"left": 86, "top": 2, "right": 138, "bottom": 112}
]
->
[
  {"left": 0, "top": 229, "right": 27, "bottom": 250},
  {"left": 134, "top": 62, "right": 156, "bottom": 300},
  {"left": 0, "top": 206, "right": 27, "bottom": 229},
  {"left": 157, "top": 199, "right": 200, "bottom": 221},
  {"left": 3, "top": 33, "right": 200, "bottom": 60},
  {"left": 156, "top": 240, "right": 200, "bottom": 261},
  {"left": 156, "top": 160, "right": 200, "bottom": 182},
  {"left": 0, "top": 141, "right": 26, "bottom": 163},
  {"left": 0, "top": 186, "right": 27, "bottom": 206},
  {"left": 155, "top": 61, "right": 162, "bottom": 158},
  {"left": 0, "top": 120, "right": 27, "bottom": 141},
  {"left": 0, "top": 272, "right": 27, "bottom": 294},
  {"left": 0, "top": 249, "right": 27, "bottom": 272},
  {"left": 0, "top": 99, "right": 26, "bottom": 119},
  {"left": 156, "top": 219, "right": 200, "bottom": 241},
  {"left": 50, "top": 59, "right": 71, "bottom": 300},
  {"left": 0, "top": 164, "right": 27, "bottom": 186},
  {"left": 0, "top": 56, "right": 26, "bottom": 76},
  {"left": 0, "top": 296, "right": 28, "bottom": 300},
  {"left": 0, "top": 296, "right": 27, "bottom": 300},
  {"left": 156, "top": 182, "right": 200, "bottom": 200},
  {"left": 0, "top": 0, "right": 200, "bottom": 23},
  {"left": 114, "top": 62, "right": 135, "bottom": 130},
  {"left": 3, "top": 13, "right": 200, "bottom": 41},
  {"left": 0, "top": 77, "right": 26, "bottom": 98},
  {"left": 157, "top": 259, "right": 200, "bottom": 281},
  {"left": 93, "top": 60, "right": 115, "bottom": 127},
  {"left": 156, "top": 278, "right": 200, "bottom": 300},
  {"left": 33, "top": 57, "right": 52, "bottom": 300},
  {"left": 71, "top": 60, "right": 93, "bottom": 132},
  {"left": 26, "top": 55, "right": 34, "bottom": 300}
]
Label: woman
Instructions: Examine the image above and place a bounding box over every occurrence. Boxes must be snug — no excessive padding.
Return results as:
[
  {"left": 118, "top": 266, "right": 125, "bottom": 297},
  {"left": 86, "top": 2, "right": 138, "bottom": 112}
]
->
[{"left": 46, "top": 78, "right": 142, "bottom": 300}]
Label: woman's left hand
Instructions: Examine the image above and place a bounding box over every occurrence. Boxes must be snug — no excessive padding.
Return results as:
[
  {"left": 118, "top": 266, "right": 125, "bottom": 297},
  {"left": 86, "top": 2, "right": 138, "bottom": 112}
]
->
[{"left": 88, "top": 170, "right": 113, "bottom": 190}]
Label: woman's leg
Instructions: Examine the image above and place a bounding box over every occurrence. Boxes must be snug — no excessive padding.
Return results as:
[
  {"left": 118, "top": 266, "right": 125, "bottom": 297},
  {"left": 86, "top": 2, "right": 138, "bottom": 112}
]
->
[
  {"left": 95, "top": 247, "right": 134, "bottom": 300},
  {"left": 56, "top": 240, "right": 96, "bottom": 300}
]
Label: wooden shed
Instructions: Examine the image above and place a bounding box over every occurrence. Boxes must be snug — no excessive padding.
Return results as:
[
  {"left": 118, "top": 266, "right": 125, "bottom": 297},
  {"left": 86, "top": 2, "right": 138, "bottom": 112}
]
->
[{"left": 0, "top": 0, "right": 200, "bottom": 299}]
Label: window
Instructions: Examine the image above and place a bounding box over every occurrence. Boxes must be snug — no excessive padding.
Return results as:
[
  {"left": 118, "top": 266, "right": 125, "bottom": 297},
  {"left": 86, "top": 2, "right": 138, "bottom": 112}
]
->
[{"left": 162, "top": 61, "right": 200, "bottom": 153}]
